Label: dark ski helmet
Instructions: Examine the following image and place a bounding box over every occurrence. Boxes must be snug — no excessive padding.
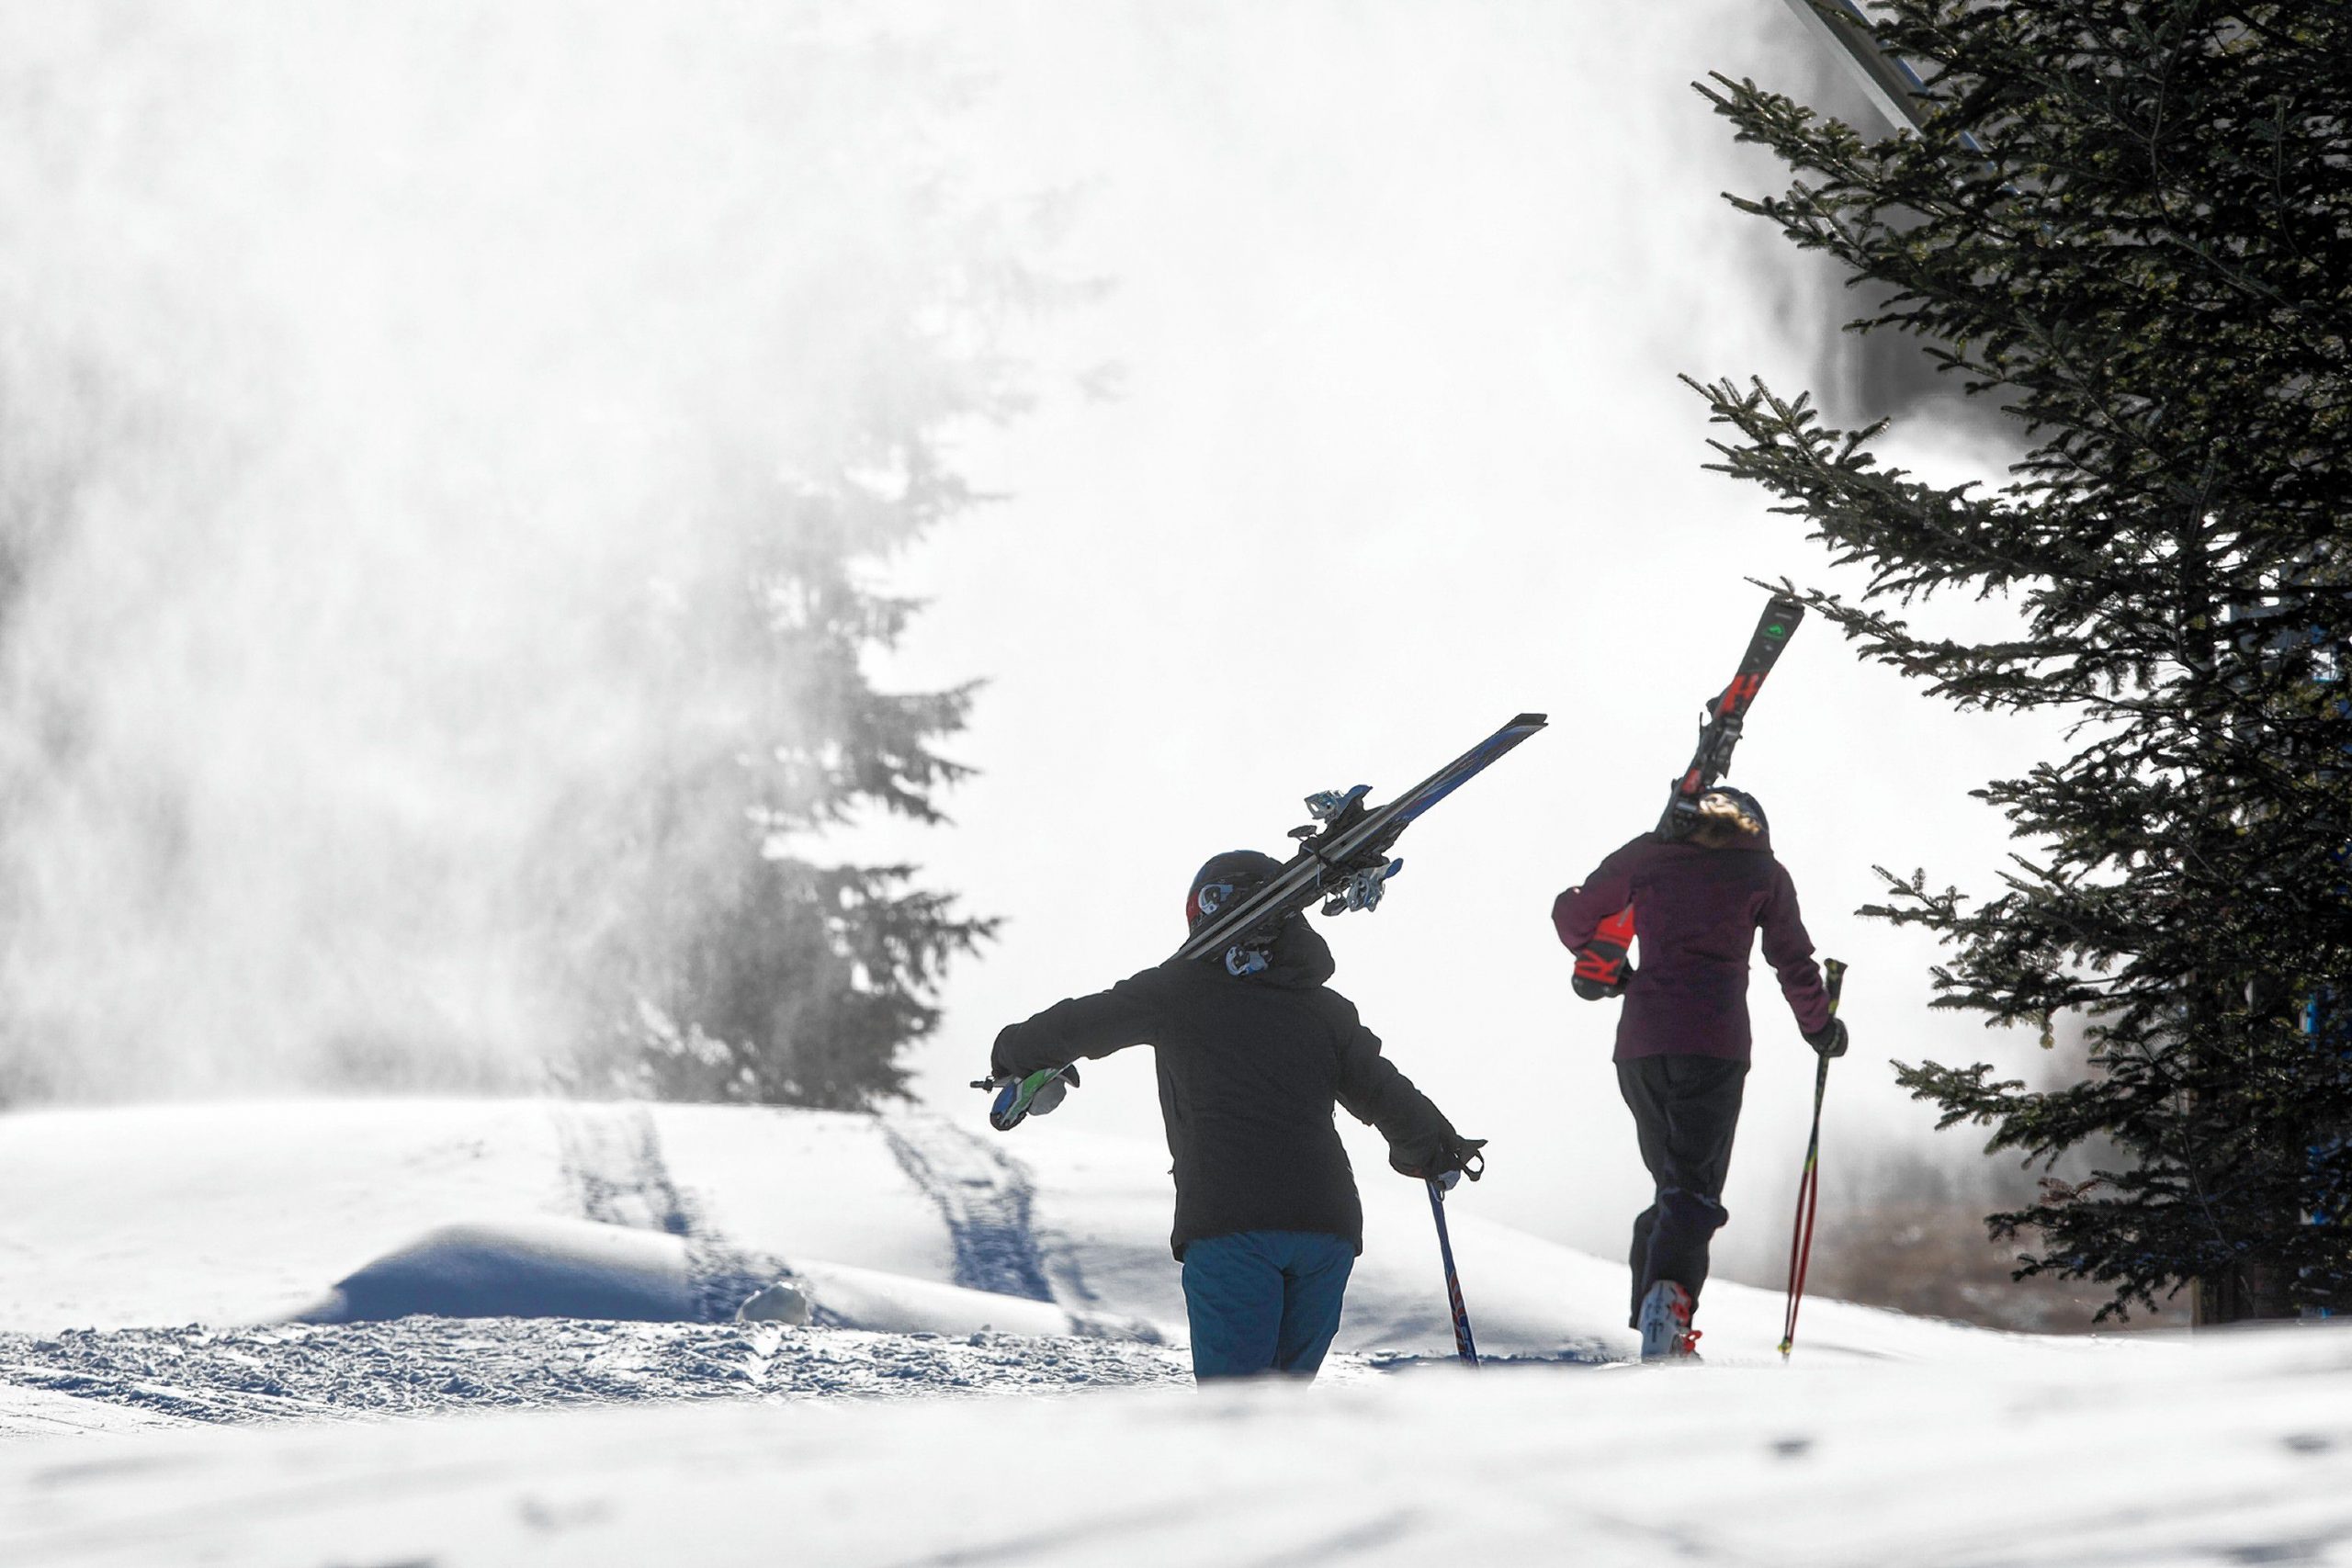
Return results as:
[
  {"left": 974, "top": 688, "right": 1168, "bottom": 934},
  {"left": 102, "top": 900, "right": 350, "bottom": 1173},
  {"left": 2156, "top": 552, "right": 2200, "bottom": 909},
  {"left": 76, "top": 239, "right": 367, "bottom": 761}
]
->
[
  {"left": 1185, "top": 850, "right": 1284, "bottom": 931},
  {"left": 1692, "top": 787, "right": 1768, "bottom": 837}
]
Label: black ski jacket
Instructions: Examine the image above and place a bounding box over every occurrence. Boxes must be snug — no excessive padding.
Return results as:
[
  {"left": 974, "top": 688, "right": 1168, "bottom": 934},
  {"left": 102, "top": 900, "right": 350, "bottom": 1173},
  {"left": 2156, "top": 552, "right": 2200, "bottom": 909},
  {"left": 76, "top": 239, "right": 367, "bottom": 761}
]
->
[{"left": 990, "top": 919, "right": 1459, "bottom": 1259}]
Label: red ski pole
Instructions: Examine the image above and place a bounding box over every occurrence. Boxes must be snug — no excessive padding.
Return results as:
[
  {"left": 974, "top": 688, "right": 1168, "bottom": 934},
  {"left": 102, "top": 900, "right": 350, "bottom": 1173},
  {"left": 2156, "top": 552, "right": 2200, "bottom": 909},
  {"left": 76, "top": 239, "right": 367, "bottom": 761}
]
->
[{"left": 1779, "top": 957, "right": 1847, "bottom": 1359}]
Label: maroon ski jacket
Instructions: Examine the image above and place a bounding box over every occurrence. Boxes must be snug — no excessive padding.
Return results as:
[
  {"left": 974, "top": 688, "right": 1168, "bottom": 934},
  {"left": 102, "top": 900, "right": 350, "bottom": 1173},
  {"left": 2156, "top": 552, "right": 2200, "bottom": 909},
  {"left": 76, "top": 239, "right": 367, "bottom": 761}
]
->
[{"left": 1552, "top": 832, "right": 1831, "bottom": 1063}]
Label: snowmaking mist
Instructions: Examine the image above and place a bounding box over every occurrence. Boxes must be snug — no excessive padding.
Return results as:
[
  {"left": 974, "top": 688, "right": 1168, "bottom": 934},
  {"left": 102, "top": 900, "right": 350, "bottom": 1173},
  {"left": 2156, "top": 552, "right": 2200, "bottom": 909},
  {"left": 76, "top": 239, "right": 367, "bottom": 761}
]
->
[
  {"left": 0, "top": 0, "right": 2092, "bottom": 1335},
  {"left": 0, "top": 3, "right": 1026, "bottom": 1099}
]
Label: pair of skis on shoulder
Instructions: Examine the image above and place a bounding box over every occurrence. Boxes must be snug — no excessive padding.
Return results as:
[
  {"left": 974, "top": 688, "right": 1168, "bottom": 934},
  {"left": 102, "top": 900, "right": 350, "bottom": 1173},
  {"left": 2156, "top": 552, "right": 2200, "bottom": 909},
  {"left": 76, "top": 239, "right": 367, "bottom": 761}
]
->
[
  {"left": 979, "top": 590, "right": 1813, "bottom": 1125},
  {"left": 1569, "top": 592, "right": 1806, "bottom": 998},
  {"left": 976, "top": 710, "right": 1551, "bottom": 1132},
  {"left": 1560, "top": 589, "right": 1851, "bottom": 1362}
]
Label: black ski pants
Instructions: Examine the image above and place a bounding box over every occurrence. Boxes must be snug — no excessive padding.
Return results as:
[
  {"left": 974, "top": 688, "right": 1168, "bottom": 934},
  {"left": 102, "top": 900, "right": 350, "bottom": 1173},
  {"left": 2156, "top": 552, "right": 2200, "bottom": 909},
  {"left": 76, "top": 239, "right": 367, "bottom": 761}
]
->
[{"left": 1617, "top": 1054, "right": 1748, "bottom": 1327}]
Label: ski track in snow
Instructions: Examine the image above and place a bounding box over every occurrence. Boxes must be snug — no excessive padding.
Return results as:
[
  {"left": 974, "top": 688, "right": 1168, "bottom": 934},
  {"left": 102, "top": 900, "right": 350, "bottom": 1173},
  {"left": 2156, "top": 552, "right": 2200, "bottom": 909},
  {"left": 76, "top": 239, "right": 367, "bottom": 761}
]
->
[
  {"left": 551, "top": 1105, "right": 785, "bottom": 1322},
  {"left": 554, "top": 1104, "right": 694, "bottom": 1237},
  {"left": 0, "top": 1319, "right": 1193, "bottom": 1432},
  {"left": 879, "top": 1112, "right": 1057, "bottom": 1302}
]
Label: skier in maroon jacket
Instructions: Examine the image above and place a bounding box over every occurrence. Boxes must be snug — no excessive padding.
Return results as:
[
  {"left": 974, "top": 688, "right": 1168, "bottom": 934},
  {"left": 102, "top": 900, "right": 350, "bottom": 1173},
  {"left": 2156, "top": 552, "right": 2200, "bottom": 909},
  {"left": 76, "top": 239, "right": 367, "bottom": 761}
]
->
[{"left": 1552, "top": 786, "right": 1847, "bottom": 1360}]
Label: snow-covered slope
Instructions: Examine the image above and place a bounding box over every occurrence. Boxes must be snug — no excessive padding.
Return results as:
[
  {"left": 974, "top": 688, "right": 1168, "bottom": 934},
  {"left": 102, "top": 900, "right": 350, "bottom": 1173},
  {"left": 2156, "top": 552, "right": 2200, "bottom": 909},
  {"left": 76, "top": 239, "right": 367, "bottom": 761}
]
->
[
  {"left": 0, "top": 1098, "right": 1992, "bottom": 1365},
  {"left": 1012, "top": 1120, "right": 2007, "bottom": 1364},
  {"left": 0, "top": 1100, "right": 964, "bottom": 1334},
  {"left": 0, "top": 1100, "right": 572, "bottom": 1329},
  {"left": 5, "top": 1097, "right": 2337, "bottom": 1566}
]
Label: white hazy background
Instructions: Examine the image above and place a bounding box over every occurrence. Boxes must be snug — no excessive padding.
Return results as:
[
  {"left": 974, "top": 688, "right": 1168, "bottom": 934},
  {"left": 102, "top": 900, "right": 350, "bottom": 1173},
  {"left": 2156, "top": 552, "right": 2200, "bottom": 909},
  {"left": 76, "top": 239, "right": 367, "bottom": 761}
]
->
[
  {"left": 0, "top": 1, "right": 2071, "bottom": 1283},
  {"left": 0, "top": 1, "right": 1015, "bottom": 1093},
  {"left": 873, "top": 0, "right": 2071, "bottom": 1280}
]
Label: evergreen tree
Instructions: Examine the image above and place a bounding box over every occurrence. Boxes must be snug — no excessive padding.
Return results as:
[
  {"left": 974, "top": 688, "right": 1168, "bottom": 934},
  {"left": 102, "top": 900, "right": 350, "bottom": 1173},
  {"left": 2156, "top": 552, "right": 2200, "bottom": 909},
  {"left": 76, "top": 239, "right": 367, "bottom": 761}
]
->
[
  {"left": 530, "top": 40, "right": 1068, "bottom": 1113},
  {"left": 0, "top": 10, "right": 1042, "bottom": 1104},
  {"left": 585, "top": 470, "right": 1005, "bottom": 1111},
  {"left": 1697, "top": 2, "right": 2351, "bottom": 1320}
]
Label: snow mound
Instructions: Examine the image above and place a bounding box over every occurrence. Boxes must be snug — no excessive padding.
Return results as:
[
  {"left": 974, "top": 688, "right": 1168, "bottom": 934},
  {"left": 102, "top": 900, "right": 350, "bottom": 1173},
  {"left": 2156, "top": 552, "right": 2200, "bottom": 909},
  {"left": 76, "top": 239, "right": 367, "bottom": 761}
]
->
[
  {"left": 295, "top": 1217, "right": 697, "bottom": 1325},
  {"left": 284, "top": 1216, "right": 1166, "bottom": 1344}
]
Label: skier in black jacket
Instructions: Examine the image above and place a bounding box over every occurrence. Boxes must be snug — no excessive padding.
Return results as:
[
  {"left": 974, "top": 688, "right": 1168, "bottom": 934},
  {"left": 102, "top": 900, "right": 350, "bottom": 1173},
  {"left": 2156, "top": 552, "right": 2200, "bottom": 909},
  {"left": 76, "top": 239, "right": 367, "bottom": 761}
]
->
[{"left": 989, "top": 850, "right": 1484, "bottom": 1382}]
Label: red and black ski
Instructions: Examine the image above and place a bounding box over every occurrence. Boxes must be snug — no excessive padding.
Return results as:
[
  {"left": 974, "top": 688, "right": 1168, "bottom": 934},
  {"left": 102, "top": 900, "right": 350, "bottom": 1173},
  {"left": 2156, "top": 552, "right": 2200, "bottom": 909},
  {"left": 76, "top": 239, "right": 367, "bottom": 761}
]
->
[{"left": 1571, "top": 594, "right": 1805, "bottom": 998}]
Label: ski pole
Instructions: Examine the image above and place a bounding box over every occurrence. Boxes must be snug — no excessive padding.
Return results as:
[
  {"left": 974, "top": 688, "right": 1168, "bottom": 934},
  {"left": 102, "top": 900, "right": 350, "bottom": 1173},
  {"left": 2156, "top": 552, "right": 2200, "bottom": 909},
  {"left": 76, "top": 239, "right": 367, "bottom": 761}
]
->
[
  {"left": 1426, "top": 1177, "right": 1480, "bottom": 1367},
  {"left": 1779, "top": 957, "right": 1848, "bottom": 1360}
]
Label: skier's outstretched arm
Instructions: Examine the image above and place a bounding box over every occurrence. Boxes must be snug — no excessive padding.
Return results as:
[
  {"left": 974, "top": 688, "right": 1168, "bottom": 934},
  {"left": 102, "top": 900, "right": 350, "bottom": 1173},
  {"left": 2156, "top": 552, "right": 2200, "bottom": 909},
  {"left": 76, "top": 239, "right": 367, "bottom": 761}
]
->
[
  {"left": 991, "top": 968, "right": 1176, "bottom": 1080},
  {"left": 1328, "top": 999, "right": 1478, "bottom": 1178},
  {"left": 1551, "top": 839, "right": 1641, "bottom": 951},
  {"left": 1758, "top": 865, "right": 1833, "bottom": 1037}
]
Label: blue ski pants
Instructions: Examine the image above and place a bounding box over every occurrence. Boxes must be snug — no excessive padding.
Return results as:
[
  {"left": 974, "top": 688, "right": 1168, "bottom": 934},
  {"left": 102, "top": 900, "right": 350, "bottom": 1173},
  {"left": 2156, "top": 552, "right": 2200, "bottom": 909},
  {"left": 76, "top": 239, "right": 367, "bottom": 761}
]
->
[{"left": 1180, "top": 1229, "right": 1355, "bottom": 1382}]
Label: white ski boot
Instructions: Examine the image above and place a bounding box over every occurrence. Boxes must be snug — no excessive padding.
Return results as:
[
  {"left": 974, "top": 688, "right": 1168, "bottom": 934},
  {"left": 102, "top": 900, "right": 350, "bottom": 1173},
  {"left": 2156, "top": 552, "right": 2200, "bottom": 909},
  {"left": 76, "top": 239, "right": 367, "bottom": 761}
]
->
[{"left": 1636, "top": 1280, "right": 1701, "bottom": 1363}]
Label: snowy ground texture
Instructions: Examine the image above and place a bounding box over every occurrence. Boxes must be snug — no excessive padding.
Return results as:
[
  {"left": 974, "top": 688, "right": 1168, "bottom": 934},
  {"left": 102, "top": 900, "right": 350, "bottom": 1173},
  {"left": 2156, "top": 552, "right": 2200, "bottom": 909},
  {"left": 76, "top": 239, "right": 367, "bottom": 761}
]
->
[
  {"left": 3, "top": 1323, "right": 2350, "bottom": 1567},
  {"left": 1, "top": 1099, "right": 2345, "bottom": 1565},
  {"left": 0, "top": 1320, "right": 1192, "bottom": 1425}
]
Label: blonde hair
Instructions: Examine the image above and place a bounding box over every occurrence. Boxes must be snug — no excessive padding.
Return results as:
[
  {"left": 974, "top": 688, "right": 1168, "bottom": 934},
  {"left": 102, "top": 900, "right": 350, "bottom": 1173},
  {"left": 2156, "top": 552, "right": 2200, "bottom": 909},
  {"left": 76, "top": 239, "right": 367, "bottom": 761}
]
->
[{"left": 1690, "top": 790, "right": 1764, "bottom": 845}]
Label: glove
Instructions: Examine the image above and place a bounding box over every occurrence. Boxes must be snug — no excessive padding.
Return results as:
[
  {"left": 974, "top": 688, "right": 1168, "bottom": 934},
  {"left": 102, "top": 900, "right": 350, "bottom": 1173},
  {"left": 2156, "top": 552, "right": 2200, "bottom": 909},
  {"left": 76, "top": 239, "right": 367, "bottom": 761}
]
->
[
  {"left": 1804, "top": 1018, "right": 1849, "bottom": 1059},
  {"left": 1571, "top": 937, "right": 1632, "bottom": 1001},
  {"left": 972, "top": 1065, "right": 1081, "bottom": 1132},
  {"left": 1029, "top": 1064, "right": 1080, "bottom": 1115},
  {"left": 1390, "top": 1134, "right": 1487, "bottom": 1189}
]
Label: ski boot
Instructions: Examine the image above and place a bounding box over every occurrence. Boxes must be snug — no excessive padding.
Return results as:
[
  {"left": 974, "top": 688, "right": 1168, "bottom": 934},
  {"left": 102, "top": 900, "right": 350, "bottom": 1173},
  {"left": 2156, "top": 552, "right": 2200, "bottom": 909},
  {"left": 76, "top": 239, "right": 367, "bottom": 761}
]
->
[{"left": 1636, "top": 1280, "right": 1701, "bottom": 1363}]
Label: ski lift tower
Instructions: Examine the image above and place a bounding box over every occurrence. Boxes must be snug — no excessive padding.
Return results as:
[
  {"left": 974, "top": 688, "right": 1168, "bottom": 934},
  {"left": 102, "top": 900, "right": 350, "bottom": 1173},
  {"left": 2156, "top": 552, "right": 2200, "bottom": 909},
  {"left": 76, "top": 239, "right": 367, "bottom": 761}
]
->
[
  {"left": 1771, "top": 0, "right": 1986, "bottom": 151},
  {"left": 1772, "top": 0, "right": 1928, "bottom": 136}
]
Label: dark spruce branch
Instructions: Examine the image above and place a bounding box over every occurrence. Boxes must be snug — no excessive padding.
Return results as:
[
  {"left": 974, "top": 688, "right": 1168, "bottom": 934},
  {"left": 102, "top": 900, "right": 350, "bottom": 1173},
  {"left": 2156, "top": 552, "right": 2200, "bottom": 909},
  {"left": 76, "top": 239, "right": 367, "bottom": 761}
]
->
[{"left": 1708, "top": 1, "right": 2351, "bottom": 1322}]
